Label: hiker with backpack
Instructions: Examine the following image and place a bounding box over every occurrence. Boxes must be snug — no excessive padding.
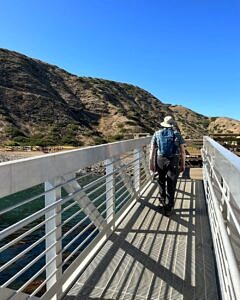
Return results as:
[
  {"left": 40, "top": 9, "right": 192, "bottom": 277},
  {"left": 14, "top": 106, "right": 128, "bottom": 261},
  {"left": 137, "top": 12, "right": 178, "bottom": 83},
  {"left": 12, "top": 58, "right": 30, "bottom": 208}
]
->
[{"left": 149, "top": 115, "right": 186, "bottom": 216}]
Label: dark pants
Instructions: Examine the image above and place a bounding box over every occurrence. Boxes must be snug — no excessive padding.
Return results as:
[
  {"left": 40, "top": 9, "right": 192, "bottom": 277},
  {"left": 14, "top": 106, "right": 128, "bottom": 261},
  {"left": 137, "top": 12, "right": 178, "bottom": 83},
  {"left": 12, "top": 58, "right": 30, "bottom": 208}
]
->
[{"left": 156, "top": 155, "right": 179, "bottom": 208}]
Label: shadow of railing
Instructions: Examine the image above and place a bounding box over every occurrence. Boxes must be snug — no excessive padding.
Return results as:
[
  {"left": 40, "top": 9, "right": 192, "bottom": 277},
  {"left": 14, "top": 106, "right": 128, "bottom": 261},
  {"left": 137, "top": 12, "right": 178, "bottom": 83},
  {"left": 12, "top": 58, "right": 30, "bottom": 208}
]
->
[{"left": 64, "top": 176, "right": 219, "bottom": 300}]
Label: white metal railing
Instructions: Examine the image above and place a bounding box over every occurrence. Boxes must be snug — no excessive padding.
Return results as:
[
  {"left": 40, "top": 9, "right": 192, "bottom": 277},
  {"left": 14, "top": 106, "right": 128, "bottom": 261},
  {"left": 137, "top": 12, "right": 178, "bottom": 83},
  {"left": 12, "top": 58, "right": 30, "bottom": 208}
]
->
[
  {"left": 202, "top": 136, "right": 240, "bottom": 300},
  {"left": 0, "top": 137, "right": 152, "bottom": 300}
]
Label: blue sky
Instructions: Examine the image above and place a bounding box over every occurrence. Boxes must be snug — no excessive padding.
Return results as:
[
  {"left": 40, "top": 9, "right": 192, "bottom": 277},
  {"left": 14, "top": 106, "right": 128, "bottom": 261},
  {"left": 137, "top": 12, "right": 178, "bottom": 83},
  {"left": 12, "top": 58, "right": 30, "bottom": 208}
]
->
[{"left": 0, "top": 0, "right": 239, "bottom": 120}]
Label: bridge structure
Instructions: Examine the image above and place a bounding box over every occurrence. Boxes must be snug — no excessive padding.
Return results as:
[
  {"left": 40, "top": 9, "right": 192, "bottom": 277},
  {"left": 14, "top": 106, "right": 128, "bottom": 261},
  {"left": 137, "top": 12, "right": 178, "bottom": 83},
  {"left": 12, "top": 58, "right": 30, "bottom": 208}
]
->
[{"left": 0, "top": 136, "right": 239, "bottom": 300}]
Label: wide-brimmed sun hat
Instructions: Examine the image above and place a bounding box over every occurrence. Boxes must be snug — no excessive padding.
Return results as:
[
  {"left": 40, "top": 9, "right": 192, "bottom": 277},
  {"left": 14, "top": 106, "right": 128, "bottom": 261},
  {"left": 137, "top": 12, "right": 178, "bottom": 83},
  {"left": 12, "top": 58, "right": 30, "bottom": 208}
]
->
[{"left": 160, "top": 115, "right": 176, "bottom": 127}]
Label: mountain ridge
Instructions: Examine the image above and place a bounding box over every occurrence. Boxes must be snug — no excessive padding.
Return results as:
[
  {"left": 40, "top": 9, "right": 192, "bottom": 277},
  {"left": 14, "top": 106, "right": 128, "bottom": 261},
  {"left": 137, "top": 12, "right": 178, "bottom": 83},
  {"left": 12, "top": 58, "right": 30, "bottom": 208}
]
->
[{"left": 0, "top": 48, "right": 239, "bottom": 146}]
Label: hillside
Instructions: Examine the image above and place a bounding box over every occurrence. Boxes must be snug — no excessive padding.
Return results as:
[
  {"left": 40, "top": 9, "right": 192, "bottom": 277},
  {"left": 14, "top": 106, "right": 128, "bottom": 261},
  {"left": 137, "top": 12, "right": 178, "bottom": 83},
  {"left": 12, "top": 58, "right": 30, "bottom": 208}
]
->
[
  {"left": 0, "top": 48, "right": 239, "bottom": 146},
  {"left": 169, "top": 105, "right": 210, "bottom": 139},
  {"left": 208, "top": 117, "right": 240, "bottom": 134},
  {"left": 169, "top": 105, "right": 240, "bottom": 138}
]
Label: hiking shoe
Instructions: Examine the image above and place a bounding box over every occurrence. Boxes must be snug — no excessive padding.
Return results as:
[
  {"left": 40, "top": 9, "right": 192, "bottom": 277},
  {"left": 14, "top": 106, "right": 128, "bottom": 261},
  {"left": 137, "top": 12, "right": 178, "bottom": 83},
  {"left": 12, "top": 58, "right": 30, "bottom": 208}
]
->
[
  {"left": 159, "top": 197, "right": 165, "bottom": 207},
  {"left": 165, "top": 206, "right": 173, "bottom": 217}
]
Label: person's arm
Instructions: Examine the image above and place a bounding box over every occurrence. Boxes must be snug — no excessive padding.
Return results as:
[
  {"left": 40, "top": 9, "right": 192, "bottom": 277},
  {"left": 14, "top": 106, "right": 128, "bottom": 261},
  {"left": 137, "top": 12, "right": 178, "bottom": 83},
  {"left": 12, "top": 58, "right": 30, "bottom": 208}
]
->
[
  {"left": 149, "top": 143, "right": 157, "bottom": 172},
  {"left": 179, "top": 144, "right": 186, "bottom": 173}
]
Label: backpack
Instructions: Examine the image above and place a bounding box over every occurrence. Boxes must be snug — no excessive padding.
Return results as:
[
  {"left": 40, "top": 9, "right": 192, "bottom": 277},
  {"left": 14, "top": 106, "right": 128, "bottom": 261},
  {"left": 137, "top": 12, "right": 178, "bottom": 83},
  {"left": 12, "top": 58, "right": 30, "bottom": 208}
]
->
[{"left": 159, "top": 128, "right": 177, "bottom": 157}]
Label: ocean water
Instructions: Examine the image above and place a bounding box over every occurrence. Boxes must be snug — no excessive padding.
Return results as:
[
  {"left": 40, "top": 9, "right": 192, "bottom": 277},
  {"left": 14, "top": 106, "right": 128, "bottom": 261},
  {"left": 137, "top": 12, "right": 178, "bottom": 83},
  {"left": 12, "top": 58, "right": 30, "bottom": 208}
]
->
[
  {"left": 0, "top": 175, "right": 101, "bottom": 292},
  {"left": 0, "top": 173, "right": 128, "bottom": 294}
]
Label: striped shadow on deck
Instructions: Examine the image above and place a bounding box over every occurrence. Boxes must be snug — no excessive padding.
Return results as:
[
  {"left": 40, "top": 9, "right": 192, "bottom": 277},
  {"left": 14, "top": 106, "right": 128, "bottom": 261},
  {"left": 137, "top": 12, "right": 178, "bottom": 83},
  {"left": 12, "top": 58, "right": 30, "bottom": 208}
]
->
[{"left": 65, "top": 173, "right": 219, "bottom": 300}]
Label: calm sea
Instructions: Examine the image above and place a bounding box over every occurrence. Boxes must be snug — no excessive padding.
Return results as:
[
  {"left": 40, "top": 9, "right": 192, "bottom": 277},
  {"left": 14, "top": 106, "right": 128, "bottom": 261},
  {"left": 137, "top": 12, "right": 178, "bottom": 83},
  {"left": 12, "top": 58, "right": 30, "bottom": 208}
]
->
[
  {"left": 0, "top": 175, "right": 101, "bottom": 291},
  {"left": 0, "top": 173, "right": 127, "bottom": 293}
]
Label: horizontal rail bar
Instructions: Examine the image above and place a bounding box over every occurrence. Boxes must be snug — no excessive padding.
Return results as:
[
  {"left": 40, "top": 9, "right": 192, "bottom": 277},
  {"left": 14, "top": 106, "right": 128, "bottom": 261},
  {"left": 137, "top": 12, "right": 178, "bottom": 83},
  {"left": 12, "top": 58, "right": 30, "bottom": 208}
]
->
[{"left": 0, "top": 137, "right": 150, "bottom": 198}]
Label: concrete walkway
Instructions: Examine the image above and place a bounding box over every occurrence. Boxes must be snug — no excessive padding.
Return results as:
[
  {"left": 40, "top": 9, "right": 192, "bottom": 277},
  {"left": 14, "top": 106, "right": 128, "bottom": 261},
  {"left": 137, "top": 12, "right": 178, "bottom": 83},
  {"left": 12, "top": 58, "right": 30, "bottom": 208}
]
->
[{"left": 65, "top": 169, "right": 219, "bottom": 300}]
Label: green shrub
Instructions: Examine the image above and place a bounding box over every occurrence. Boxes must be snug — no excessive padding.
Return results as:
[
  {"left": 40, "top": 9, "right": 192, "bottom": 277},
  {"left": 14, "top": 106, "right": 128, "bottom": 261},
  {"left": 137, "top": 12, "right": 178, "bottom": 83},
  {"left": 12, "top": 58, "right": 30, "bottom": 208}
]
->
[
  {"left": 13, "top": 136, "right": 30, "bottom": 144},
  {"left": 210, "top": 117, "right": 217, "bottom": 122},
  {"left": 202, "top": 119, "right": 210, "bottom": 128},
  {"left": 125, "top": 120, "right": 136, "bottom": 126},
  {"left": 107, "top": 134, "right": 124, "bottom": 142},
  {"left": 129, "top": 116, "right": 139, "bottom": 122},
  {"left": 3, "top": 116, "right": 12, "bottom": 123},
  {"left": 61, "top": 137, "right": 76, "bottom": 146},
  {"left": 117, "top": 123, "right": 124, "bottom": 129},
  {"left": 120, "top": 128, "right": 127, "bottom": 133},
  {"left": 5, "top": 141, "right": 20, "bottom": 146},
  {"left": 83, "top": 130, "right": 95, "bottom": 137},
  {"left": 93, "top": 136, "right": 107, "bottom": 145},
  {"left": 6, "top": 127, "right": 26, "bottom": 138},
  {"left": 67, "top": 124, "right": 80, "bottom": 131}
]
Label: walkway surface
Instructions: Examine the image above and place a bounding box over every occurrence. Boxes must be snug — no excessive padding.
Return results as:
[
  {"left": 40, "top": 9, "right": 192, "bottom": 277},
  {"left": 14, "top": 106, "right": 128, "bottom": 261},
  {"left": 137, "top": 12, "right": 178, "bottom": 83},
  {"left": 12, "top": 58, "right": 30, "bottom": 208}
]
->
[{"left": 65, "top": 169, "right": 219, "bottom": 300}]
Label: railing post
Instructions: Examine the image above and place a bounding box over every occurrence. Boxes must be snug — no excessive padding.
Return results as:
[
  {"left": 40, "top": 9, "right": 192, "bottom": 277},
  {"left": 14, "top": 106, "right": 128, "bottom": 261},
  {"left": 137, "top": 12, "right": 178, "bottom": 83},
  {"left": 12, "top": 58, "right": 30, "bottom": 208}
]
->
[
  {"left": 134, "top": 148, "right": 141, "bottom": 192},
  {"left": 141, "top": 148, "right": 151, "bottom": 180},
  {"left": 220, "top": 177, "right": 228, "bottom": 224},
  {"left": 105, "top": 158, "right": 115, "bottom": 223},
  {"left": 45, "top": 178, "right": 62, "bottom": 299}
]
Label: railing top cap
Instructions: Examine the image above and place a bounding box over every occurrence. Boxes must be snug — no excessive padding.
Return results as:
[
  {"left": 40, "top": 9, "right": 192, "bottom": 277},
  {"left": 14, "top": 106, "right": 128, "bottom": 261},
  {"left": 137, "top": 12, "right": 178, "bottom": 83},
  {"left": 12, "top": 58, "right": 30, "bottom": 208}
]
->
[
  {"left": 0, "top": 137, "right": 151, "bottom": 198},
  {"left": 204, "top": 136, "right": 240, "bottom": 171},
  {"left": 0, "top": 136, "right": 151, "bottom": 167}
]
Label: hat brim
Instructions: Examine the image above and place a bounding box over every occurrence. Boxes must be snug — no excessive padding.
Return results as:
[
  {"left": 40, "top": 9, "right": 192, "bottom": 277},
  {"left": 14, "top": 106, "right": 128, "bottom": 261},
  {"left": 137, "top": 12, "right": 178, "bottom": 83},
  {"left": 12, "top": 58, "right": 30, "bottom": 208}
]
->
[{"left": 160, "top": 122, "right": 173, "bottom": 127}]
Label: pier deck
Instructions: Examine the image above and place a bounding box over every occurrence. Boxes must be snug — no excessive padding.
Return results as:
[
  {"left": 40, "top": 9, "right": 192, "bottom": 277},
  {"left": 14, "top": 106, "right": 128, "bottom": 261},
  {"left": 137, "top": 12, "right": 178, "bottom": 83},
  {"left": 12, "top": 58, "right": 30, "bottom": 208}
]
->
[{"left": 65, "top": 169, "right": 219, "bottom": 300}]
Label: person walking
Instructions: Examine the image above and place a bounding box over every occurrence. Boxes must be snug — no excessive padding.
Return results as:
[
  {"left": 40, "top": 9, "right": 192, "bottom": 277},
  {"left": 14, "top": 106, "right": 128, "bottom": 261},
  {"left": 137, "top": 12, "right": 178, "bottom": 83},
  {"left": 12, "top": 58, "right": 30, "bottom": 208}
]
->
[{"left": 149, "top": 115, "right": 186, "bottom": 216}]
